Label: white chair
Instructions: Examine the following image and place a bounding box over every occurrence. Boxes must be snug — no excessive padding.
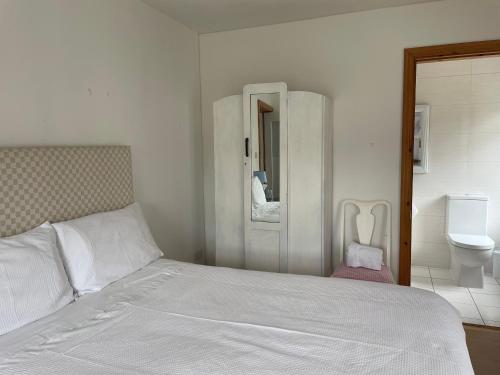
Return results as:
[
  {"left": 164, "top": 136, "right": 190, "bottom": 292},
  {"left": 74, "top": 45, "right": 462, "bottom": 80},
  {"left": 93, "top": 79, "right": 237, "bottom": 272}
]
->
[{"left": 332, "top": 199, "right": 394, "bottom": 283}]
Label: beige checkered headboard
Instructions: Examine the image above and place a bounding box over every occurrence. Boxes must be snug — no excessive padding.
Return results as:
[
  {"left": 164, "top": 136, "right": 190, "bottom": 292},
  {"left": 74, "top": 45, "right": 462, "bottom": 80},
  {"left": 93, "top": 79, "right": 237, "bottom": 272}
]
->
[{"left": 0, "top": 146, "right": 134, "bottom": 237}]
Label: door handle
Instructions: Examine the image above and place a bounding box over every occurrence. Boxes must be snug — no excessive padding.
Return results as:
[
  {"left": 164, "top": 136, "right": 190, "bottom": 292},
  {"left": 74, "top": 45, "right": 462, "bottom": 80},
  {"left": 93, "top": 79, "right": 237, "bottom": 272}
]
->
[{"left": 245, "top": 138, "right": 249, "bottom": 157}]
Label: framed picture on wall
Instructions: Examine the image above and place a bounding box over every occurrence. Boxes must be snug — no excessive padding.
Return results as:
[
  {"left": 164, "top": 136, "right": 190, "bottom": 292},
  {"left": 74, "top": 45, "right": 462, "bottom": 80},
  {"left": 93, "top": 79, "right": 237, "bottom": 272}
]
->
[{"left": 413, "top": 104, "right": 430, "bottom": 174}]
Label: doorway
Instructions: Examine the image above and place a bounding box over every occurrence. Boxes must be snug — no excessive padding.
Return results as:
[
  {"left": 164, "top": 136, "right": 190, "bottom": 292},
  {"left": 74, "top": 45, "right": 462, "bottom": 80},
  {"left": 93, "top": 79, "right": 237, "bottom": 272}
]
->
[{"left": 399, "top": 40, "right": 500, "bottom": 326}]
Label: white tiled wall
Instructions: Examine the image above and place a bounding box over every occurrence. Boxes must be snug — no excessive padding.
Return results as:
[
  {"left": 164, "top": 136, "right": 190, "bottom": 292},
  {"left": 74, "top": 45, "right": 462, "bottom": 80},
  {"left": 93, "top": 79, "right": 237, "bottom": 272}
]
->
[{"left": 413, "top": 56, "right": 500, "bottom": 269}]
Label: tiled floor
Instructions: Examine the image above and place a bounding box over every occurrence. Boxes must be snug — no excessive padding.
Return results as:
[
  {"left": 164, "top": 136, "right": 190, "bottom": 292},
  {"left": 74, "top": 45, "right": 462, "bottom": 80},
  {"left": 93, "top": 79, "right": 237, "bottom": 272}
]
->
[{"left": 411, "top": 266, "right": 500, "bottom": 327}]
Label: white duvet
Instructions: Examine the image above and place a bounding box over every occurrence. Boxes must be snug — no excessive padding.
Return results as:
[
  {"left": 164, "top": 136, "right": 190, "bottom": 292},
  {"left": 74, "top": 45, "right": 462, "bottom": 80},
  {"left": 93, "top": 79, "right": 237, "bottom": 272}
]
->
[
  {"left": 252, "top": 201, "right": 280, "bottom": 223},
  {"left": 0, "top": 260, "right": 473, "bottom": 374}
]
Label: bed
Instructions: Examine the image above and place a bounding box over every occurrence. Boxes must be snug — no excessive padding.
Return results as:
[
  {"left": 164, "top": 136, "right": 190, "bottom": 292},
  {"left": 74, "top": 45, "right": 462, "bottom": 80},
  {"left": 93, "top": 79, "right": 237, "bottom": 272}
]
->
[
  {"left": 0, "top": 259, "right": 473, "bottom": 374},
  {"left": 0, "top": 146, "right": 473, "bottom": 374}
]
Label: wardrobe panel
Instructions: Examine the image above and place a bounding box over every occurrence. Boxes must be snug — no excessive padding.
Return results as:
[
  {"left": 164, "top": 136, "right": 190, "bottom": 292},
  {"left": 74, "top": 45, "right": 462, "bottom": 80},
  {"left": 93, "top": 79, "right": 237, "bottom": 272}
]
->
[
  {"left": 214, "top": 95, "right": 244, "bottom": 268},
  {"left": 322, "top": 97, "right": 334, "bottom": 276},
  {"left": 288, "top": 92, "right": 324, "bottom": 275},
  {"left": 246, "top": 229, "right": 280, "bottom": 272}
]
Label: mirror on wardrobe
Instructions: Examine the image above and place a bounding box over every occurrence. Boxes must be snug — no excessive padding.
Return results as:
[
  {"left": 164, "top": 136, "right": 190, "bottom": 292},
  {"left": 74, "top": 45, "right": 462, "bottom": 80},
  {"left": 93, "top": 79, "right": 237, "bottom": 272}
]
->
[{"left": 250, "top": 93, "right": 281, "bottom": 223}]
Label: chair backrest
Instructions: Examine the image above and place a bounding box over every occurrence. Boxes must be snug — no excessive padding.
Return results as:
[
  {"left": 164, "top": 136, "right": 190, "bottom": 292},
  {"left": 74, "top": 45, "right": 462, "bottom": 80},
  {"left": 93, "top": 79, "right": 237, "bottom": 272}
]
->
[{"left": 339, "top": 199, "right": 392, "bottom": 266}]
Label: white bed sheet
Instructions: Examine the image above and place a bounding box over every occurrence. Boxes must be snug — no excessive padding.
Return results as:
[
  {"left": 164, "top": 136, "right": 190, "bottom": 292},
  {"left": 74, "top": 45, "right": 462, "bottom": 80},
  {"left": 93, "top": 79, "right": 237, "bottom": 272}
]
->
[
  {"left": 252, "top": 201, "right": 280, "bottom": 223},
  {"left": 0, "top": 260, "right": 473, "bottom": 374}
]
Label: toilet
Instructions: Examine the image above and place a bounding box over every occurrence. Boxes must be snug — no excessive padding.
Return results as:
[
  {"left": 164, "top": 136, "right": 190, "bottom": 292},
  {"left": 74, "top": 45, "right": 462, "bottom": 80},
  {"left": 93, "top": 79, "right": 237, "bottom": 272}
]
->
[{"left": 446, "top": 194, "right": 495, "bottom": 288}]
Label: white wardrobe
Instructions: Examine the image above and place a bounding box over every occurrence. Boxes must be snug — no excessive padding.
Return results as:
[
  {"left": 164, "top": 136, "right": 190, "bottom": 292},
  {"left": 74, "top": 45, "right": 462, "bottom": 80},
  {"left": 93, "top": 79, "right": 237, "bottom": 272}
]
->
[{"left": 213, "top": 82, "right": 333, "bottom": 277}]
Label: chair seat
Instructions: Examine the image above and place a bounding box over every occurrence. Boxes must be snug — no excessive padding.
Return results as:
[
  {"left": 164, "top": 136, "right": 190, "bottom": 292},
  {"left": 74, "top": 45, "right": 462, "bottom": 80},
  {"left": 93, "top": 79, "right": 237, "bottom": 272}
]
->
[{"left": 331, "top": 264, "right": 394, "bottom": 284}]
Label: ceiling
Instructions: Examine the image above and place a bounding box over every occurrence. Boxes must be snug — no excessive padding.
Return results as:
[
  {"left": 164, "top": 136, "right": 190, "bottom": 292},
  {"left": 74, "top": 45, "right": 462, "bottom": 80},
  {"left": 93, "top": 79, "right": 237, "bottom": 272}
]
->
[{"left": 143, "top": 0, "right": 441, "bottom": 34}]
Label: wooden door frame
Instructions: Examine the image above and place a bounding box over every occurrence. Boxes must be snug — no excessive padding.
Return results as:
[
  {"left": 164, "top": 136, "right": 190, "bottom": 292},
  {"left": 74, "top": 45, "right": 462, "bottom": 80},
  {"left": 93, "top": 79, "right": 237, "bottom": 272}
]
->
[
  {"left": 399, "top": 39, "right": 500, "bottom": 286},
  {"left": 257, "top": 99, "right": 274, "bottom": 170}
]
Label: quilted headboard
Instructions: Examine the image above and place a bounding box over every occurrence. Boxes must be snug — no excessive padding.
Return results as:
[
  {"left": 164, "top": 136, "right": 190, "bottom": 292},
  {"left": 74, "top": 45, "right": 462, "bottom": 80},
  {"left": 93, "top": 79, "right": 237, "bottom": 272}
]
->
[{"left": 0, "top": 146, "right": 134, "bottom": 237}]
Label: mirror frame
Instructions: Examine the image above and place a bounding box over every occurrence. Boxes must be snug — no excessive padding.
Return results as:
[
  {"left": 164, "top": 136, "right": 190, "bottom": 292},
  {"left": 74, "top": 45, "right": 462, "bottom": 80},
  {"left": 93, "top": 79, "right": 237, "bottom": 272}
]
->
[{"left": 243, "top": 82, "right": 288, "bottom": 271}]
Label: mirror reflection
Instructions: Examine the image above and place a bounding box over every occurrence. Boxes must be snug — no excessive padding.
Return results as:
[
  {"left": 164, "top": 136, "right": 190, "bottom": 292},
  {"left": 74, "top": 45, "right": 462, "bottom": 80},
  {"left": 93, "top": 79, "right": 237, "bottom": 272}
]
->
[{"left": 250, "top": 93, "right": 280, "bottom": 223}]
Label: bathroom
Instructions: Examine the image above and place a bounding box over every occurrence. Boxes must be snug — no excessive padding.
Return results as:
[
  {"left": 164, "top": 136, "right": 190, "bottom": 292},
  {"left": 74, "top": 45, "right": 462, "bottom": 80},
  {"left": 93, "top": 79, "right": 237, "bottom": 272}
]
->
[{"left": 410, "top": 56, "right": 500, "bottom": 326}]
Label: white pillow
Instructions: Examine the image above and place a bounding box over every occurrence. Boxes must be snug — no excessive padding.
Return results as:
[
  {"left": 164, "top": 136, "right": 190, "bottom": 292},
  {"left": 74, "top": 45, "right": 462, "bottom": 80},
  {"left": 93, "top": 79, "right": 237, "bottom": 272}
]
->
[
  {"left": 252, "top": 176, "right": 267, "bottom": 208},
  {"left": 345, "top": 242, "right": 384, "bottom": 271},
  {"left": 0, "top": 223, "right": 74, "bottom": 336},
  {"left": 53, "top": 203, "right": 163, "bottom": 296}
]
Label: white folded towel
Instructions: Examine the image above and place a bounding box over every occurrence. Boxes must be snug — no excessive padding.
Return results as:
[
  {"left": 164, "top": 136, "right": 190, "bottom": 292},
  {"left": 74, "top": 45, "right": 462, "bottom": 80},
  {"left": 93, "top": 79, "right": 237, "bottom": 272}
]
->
[{"left": 346, "top": 241, "right": 384, "bottom": 271}]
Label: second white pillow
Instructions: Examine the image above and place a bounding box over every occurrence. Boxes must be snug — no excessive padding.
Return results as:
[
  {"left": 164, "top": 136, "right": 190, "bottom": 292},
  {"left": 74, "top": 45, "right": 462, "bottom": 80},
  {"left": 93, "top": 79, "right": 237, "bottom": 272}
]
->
[{"left": 53, "top": 203, "right": 163, "bottom": 296}]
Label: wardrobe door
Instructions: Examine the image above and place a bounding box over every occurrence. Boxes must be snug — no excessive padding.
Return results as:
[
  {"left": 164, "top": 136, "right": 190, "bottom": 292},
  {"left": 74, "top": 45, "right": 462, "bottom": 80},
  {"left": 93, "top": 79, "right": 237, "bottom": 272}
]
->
[
  {"left": 288, "top": 92, "right": 332, "bottom": 276},
  {"left": 243, "top": 83, "right": 288, "bottom": 273},
  {"left": 214, "top": 95, "right": 244, "bottom": 268}
]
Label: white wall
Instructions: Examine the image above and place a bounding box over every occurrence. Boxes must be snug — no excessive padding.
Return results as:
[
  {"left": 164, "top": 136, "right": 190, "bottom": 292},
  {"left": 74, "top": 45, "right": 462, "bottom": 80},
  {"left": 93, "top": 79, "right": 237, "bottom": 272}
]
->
[
  {"left": 413, "top": 56, "right": 500, "bottom": 270},
  {"left": 200, "top": 0, "right": 500, "bottom": 277},
  {"left": 0, "top": 0, "right": 204, "bottom": 262}
]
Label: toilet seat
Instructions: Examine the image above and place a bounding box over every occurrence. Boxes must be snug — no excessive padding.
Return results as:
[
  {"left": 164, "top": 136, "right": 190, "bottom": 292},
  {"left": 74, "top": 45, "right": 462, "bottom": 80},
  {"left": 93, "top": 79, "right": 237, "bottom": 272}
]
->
[{"left": 447, "top": 233, "right": 495, "bottom": 250}]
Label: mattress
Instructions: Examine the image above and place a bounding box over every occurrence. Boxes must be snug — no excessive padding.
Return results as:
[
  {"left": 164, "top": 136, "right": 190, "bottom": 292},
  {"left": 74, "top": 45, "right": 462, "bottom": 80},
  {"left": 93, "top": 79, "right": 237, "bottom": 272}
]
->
[
  {"left": 0, "top": 260, "right": 473, "bottom": 374},
  {"left": 252, "top": 201, "right": 280, "bottom": 223}
]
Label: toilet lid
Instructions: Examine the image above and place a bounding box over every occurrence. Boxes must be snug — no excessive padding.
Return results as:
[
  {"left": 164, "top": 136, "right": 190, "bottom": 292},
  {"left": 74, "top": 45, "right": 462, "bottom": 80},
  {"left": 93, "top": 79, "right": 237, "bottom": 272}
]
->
[{"left": 447, "top": 233, "right": 495, "bottom": 250}]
